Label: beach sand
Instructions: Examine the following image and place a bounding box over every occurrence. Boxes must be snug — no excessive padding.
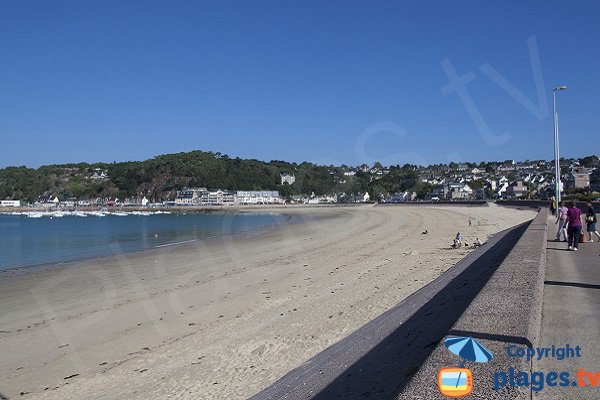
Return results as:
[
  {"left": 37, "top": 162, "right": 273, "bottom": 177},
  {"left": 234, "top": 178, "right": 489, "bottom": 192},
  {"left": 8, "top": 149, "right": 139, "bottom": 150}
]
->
[{"left": 0, "top": 204, "right": 536, "bottom": 399}]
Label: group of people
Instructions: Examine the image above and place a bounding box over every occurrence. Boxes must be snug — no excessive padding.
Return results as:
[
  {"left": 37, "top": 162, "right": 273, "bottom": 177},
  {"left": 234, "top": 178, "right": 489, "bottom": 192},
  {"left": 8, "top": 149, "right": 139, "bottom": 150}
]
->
[
  {"left": 451, "top": 232, "right": 483, "bottom": 249},
  {"left": 555, "top": 200, "right": 600, "bottom": 251}
]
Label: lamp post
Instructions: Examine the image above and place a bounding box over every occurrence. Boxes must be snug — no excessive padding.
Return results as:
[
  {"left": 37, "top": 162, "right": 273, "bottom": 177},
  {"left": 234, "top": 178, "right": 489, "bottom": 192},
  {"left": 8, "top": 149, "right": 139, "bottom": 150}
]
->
[{"left": 553, "top": 85, "right": 567, "bottom": 204}]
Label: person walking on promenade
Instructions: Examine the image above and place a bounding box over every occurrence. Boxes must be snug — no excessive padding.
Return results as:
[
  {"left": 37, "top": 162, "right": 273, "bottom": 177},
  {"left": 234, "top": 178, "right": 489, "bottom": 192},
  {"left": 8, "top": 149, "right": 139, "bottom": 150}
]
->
[
  {"left": 555, "top": 201, "right": 569, "bottom": 241},
  {"left": 550, "top": 196, "right": 557, "bottom": 216},
  {"left": 585, "top": 201, "right": 600, "bottom": 242},
  {"left": 566, "top": 201, "right": 583, "bottom": 251}
]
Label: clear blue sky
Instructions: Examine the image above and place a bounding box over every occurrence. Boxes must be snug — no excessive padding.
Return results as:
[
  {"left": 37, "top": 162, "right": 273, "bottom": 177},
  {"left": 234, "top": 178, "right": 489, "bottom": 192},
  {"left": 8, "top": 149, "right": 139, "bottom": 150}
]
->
[{"left": 1, "top": 1, "right": 598, "bottom": 168}]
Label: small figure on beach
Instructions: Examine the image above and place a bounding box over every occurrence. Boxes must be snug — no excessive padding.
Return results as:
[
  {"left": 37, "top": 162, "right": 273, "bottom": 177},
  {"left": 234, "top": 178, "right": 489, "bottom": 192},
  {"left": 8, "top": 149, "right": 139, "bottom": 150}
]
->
[
  {"left": 550, "top": 196, "right": 557, "bottom": 216},
  {"left": 566, "top": 201, "right": 583, "bottom": 251},
  {"left": 452, "top": 232, "right": 463, "bottom": 249},
  {"left": 555, "top": 201, "right": 569, "bottom": 242},
  {"left": 474, "top": 238, "right": 483, "bottom": 248},
  {"left": 585, "top": 201, "right": 600, "bottom": 242},
  {"left": 468, "top": 218, "right": 472, "bottom": 226}
]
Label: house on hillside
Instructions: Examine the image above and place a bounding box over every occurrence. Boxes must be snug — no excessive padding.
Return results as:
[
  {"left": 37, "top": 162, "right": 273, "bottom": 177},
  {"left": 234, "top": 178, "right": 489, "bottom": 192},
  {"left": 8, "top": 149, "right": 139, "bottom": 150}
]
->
[
  {"left": 89, "top": 169, "right": 109, "bottom": 180},
  {"left": 450, "top": 183, "right": 473, "bottom": 200},
  {"left": 567, "top": 166, "right": 591, "bottom": 189},
  {"left": 506, "top": 181, "right": 529, "bottom": 198},
  {"left": 280, "top": 173, "right": 296, "bottom": 185}
]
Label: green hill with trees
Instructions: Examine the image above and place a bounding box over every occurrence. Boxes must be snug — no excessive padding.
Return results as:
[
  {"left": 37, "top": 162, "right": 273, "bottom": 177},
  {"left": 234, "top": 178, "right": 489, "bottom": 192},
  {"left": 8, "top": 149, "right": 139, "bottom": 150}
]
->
[
  {"left": 0, "top": 150, "right": 371, "bottom": 202},
  {"left": 1, "top": 151, "right": 597, "bottom": 203}
]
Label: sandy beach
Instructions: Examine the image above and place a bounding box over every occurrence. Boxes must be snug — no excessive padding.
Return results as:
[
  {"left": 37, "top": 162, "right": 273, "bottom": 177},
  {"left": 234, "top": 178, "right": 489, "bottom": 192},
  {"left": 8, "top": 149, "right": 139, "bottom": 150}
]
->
[{"left": 0, "top": 204, "right": 536, "bottom": 400}]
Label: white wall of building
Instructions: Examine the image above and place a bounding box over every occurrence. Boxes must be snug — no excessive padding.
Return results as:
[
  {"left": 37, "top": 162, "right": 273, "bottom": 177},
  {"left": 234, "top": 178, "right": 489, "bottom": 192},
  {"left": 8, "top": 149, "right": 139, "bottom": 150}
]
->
[{"left": 1, "top": 200, "right": 21, "bottom": 207}]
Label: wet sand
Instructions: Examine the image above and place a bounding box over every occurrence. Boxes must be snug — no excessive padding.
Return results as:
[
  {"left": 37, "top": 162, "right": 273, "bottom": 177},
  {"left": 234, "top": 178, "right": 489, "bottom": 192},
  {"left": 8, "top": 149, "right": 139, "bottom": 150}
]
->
[{"left": 0, "top": 204, "right": 536, "bottom": 399}]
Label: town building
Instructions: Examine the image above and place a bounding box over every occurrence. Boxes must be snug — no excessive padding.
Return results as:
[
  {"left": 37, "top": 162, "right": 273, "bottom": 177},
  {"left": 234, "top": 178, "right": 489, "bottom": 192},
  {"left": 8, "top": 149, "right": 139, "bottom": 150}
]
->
[
  {"left": 389, "top": 191, "right": 417, "bottom": 202},
  {"left": 236, "top": 191, "right": 281, "bottom": 205},
  {"left": 37, "top": 195, "right": 60, "bottom": 207},
  {"left": 175, "top": 188, "right": 208, "bottom": 206},
  {"left": 568, "top": 166, "right": 591, "bottom": 189},
  {"left": 280, "top": 173, "right": 295, "bottom": 185},
  {"left": 63, "top": 198, "right": 78, "bottom": 208},
  {"left": 450, "top": 183, "right": 473, "bottom": 200},
  {"left": 506, "top": 181, "right": 529, "bottom": 198},
  {"left": 206, "top": 190, "right": 235, "bottom": 205},
  {"left": 0, "top": 200, "right": 21, "bottom": 207},
  {"left": 89, "top": 169, "right": 109, "bottom": 180}
]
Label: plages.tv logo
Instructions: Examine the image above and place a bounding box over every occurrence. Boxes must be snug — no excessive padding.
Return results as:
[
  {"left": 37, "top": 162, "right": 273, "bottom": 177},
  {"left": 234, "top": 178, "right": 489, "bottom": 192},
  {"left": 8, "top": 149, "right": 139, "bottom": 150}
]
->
[{"left": 438, "top": 336, "right": 494, "bottom": 398}]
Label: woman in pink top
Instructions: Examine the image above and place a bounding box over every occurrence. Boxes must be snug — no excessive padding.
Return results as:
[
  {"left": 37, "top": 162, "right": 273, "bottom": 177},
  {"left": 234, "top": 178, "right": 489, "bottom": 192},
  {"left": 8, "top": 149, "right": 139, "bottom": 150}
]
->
[
  {"left": 555, "top": 201, "right": 569, "bottom": 241},
  {"left": 566, "top": 201, "right": 583, "bottom": 251}
]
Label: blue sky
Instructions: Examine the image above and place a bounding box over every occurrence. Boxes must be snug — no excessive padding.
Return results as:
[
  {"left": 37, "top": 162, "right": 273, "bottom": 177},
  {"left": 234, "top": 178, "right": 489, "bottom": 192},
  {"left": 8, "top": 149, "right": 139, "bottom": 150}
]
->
[{"left": 1, "top": 1, "right": 598, "bottom": 168}]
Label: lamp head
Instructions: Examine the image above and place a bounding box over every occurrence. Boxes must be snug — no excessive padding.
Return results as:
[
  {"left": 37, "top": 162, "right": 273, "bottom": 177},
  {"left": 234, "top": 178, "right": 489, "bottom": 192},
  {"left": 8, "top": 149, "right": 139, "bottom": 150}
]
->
[{"left": 553, "top": 85, "right": 568, "bottom": 91}]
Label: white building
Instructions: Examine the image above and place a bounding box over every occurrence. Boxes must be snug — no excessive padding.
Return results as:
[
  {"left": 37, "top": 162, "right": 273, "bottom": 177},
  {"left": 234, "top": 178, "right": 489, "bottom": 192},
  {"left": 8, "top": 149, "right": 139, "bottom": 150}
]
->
[
  {"left": 236, "top": 191, "right": 281, "bottom": 205},
  {"left": 450, "top": 183, "right": 473, "bottom": 200},
  {"left": 89, "top": 169, "right": 109, "bottom": 180},
  {"left": 63, "top": 198, "right": 77, "bottom": 208},
  {"left": 390, "top": 191, "right": 416, "bottom": 202},
  {"left": 175, "top": 188, "right": 208, "bottom": 206},
  {"left": 307, "top": 194, "right": 337, "bottom": 204},
  {"left": 39, "top": 196, "right": 59, "bottom": 206},
  {"left": 207, "top": 191, "right": 220, "bottom": 205},
  {"left": 0, "top": 200, "right": 21, "bottom": 207},
  {"left": 280, "top": 173, "right": 296, "bottom": 185}
]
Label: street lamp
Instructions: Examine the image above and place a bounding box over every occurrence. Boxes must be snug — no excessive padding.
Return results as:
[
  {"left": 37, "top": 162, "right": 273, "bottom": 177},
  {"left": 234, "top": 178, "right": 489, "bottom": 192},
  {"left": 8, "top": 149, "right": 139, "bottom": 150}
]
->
[{"left": 553, "top": 85, "right": 567, "bottom": 204}]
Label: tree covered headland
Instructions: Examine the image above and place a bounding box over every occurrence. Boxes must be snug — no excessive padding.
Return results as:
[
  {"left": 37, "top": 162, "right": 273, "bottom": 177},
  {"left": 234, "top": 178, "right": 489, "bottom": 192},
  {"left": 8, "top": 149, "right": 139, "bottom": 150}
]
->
[{"left": 0, "top": 151, "right": 372, "bottom": 202}]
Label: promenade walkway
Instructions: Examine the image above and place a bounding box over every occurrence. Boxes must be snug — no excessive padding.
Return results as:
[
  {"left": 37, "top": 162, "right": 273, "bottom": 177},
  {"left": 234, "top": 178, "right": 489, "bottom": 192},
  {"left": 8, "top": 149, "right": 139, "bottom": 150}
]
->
[{"left": 533, "top": 220, "right": 600, "bottom": 399}]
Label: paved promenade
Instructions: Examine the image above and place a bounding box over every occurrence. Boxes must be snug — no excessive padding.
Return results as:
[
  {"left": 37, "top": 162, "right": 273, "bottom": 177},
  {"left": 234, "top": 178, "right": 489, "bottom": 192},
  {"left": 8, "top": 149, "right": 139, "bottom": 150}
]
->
[{"left": 533, "top": 219, "right": 600, "bottom": 399}]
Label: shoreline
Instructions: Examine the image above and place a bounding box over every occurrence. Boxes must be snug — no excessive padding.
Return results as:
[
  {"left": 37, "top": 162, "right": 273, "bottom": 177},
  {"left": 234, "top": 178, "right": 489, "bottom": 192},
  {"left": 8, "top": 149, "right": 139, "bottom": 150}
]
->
[
  {"left": 0, "top": 205, "right": 536, "bottom": 400},
  {"left": 0, "top": 210, "right": 300, "bottom": 279},
  {"left": 0, "top": 203, "right": 370, "bottom": 215}
]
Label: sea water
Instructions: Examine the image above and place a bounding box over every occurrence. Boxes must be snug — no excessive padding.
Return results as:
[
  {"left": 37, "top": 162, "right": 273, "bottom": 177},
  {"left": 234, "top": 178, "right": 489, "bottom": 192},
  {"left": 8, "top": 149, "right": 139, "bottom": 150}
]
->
[{"left": 0, "top": 212, "right": 287, "bottom": 270}]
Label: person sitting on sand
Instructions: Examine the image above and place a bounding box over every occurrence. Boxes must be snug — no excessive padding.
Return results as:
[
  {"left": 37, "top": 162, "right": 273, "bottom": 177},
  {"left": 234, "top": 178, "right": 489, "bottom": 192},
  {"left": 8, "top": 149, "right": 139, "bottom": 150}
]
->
[
  {"left": 452, "top": 232, "right": 463, "bottom": 249},
  {"left": 474, "top": 237, "right": 483, "bottom": 247}
]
